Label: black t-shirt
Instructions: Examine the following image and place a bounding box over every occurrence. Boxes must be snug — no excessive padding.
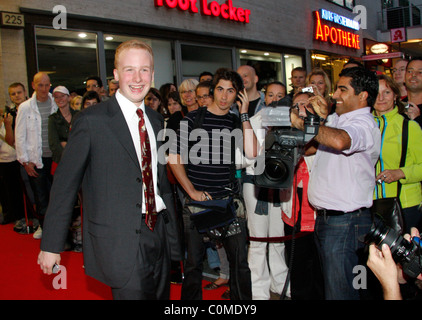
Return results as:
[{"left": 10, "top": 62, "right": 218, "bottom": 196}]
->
[{"left": 248, "top": 98, "right": 260, "bottom": 117}]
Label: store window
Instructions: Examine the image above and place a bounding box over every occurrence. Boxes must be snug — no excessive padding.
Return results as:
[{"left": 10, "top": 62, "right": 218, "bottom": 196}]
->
[
  {"left": 327, "top": 0, "right": 355, "bottom": 10},
  {"left": 178, "top": 43, "right": 233, "bottom": 82},
  {"left": 35, "top": 28, "right": 174, "bottom": 95},
  {"left": 103, "top": 35, "right": 174, "bottom": 89},
  {"left": 35, "top": 27, "right": 98, "bottom": 94},
  {"left": 310, "top": 52, "right": 349, "bottom": 94}
]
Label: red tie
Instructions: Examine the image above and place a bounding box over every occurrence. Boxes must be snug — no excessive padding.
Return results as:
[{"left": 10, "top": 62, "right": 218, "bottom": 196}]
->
[{"left": 136, "top": 108, "right": 157, "bottom": 230}]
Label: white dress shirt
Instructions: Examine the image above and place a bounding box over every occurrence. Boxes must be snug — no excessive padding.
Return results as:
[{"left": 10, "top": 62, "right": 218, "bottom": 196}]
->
[
  {"left": 116, "top": 90, "right": 166, "bottom": 213},
  {"left": 308, "top": 107, "right": 381, "bottom": 212}
]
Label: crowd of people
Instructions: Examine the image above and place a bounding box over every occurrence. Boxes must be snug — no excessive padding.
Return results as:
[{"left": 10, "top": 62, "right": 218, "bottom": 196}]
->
[{"left": 1, "top": 38, "right": 422, "bottom": 300}]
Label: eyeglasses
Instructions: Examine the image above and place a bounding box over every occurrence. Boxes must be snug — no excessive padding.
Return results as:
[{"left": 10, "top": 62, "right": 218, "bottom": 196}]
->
[
  {"left": 86, "top": 84, "right": 100, "bottom": 89},
  {"left": 196, "top": 94, "right": 210, "bottom": 100},
  {"left": 180, "top": 89, "right": 195, "bottom": 95}
]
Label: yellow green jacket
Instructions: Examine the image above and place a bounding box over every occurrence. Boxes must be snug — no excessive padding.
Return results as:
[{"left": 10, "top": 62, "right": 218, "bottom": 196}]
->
[{"left": 373, "top": 107, "right": 422, "bottom": 208}]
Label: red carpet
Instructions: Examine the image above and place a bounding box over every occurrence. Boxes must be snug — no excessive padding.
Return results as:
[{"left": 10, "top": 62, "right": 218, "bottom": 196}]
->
[{"left": 0, "top": 224, "right": 227, "bottom": 300}]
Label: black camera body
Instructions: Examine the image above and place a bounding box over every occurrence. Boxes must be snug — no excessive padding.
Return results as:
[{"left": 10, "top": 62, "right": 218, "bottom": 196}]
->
[
  {"left": 254, "top": 104, "right": 322, "bottom": 190},
  {"left": 364, "top": 220, "right": 422, "bottom": 278},
  {"left": 254, "top": 128, "right": 304, "bottom": 189}
]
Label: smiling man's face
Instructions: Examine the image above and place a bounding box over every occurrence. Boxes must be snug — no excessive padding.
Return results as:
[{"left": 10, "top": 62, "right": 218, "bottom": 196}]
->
[{"left": 113, "top": 48, "right": 154, "bottom": 107}]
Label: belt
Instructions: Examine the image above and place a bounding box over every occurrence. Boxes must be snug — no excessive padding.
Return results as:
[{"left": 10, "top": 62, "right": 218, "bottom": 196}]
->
[{"left": 317, "top": 207, "right": 368, "bottom": 217}]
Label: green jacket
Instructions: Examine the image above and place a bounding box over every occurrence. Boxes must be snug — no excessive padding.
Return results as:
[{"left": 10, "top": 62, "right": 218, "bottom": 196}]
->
[{"left": 373, "top": 107, "right": 422, "bottom": 208}]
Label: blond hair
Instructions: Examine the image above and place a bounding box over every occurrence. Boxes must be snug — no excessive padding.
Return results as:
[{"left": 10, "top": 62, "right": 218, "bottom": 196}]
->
[
  {"left": 178, "top": 78, "right": 199, "bottom": 106},
  {"left": 114, "top": 39, "right": 154, "bottom": 69}
]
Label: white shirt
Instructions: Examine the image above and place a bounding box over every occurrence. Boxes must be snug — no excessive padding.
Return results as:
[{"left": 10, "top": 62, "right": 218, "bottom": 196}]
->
[
  {"left": 116, "top": 90, "right": 166, "bottom": 213},
  {"left": 308, "top": 107, "right": 381, "bottom": 212}
]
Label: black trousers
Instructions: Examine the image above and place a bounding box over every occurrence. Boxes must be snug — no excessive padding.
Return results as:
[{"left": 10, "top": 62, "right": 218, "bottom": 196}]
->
[
  {"left": 181, "top": 219, "right": 252, "bottom": 300},
  {"left": 111, "top": 214, "right": 171, "bottom": 300},
  {"left": 0, "top": 160, "right": 24, "bottom": 222},
  {"left": 28, "top": 157, "right": 52, "bottom": 225}
]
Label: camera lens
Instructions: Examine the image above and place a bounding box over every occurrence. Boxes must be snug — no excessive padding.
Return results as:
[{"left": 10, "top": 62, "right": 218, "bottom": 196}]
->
[{"left": 264, "top": 158, "right": 288, "bottom": 182}]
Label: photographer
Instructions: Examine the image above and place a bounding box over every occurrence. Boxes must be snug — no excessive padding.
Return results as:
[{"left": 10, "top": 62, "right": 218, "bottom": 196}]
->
[
  {"left": 290, "top": 67, "right": 381, "bottom": 300},
  {"left": 367, "top": 227, "right": 422, "bottom": 300}
]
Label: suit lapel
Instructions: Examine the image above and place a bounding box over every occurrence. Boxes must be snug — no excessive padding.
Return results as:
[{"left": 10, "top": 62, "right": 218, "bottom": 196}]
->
[{"left": 107, "top": 96, "right": 141, "bottom": 170}]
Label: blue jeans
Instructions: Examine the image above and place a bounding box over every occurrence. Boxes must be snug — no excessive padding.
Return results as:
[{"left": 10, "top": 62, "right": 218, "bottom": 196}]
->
[{"left": 314, "top": 209, "right": 372, "bottom": 300}]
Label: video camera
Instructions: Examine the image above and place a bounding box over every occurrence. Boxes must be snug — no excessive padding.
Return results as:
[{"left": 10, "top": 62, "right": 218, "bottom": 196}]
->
[{"left": 254, "top": 98, "right": 322, "bottom": 189}]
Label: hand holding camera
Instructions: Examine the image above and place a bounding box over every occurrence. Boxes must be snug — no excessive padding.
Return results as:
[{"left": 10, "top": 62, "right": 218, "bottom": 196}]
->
[{"left": 404, "top": 102, "right": 421, "bottom": 121}]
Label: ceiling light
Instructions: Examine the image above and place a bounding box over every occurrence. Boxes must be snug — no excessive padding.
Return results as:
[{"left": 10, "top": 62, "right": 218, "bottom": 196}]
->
[
  {"left": 264, "top": 52, "right": 270, "bottom": 56},
  {"left": 105, "top": 36, "right": 114, "bottom": 41},
  {"left": 240, "top": 50, "right": 247, "bottom": 53},
  {"left": 78, "top": 33, "right": 87, "bottom": 38}
]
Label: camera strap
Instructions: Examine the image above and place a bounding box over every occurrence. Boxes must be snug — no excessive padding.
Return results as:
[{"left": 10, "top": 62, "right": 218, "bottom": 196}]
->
[
  {"left": 397, "top": 118, "right": 409, "bottom": 197},
  {"left": 190, "top": 106, "right": 240, "bottom": 190}
]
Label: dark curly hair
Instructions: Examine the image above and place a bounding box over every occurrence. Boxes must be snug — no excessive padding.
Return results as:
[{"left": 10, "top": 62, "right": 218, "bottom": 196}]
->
[
  {"left": 339, "top": 67, "right": 379, "bottom": 107},
  {"left": 212, "top": 68, "right": 244, "bottom": 95}
]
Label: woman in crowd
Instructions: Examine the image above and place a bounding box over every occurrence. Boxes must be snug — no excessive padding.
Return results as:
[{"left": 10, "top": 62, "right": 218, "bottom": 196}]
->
[
  {"left": 146, "top": 87, "right": 168, "bottom": 118},
  {"left": 49, "top": 86, "right": 79, "bottom": 166},
  {"left": 179, "top": 78, "right": 199, "bottom": 113},
  {"left": 305, "top": 68, "right": 333, "bottom": 112},
  {"left": 373, "top": 74, "right": 422, "bottom": 233},
  {"left": 70, "top": 95, "right": 82, "bottom": 110},
  {"left": 49, "top": 86, "right": 81, "bottom": 251},
  {"left": 282, "top": 91, "right": 324, "bottom": 300}
]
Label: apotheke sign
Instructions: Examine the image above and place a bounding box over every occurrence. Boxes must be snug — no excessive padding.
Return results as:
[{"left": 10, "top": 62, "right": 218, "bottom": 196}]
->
[
  {"left": 314, "top": 10, "right": 360, "bottom": 50},
  {"left": 154, "top": 0, "right": 251, "bottom": 23}
]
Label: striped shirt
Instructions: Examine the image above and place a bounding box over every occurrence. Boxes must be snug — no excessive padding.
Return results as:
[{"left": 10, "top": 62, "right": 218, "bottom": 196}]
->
[
  {"left": 37, "top": 99, "right": 53, "bottom": 158},
  {"left": 175, "top": 109, "right": 241, "bottom": 198}
]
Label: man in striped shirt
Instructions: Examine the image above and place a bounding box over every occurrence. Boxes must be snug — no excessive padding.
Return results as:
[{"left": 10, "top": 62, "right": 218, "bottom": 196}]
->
[{"left": 169, "top": 68, "right": 256, "bottom": 300}]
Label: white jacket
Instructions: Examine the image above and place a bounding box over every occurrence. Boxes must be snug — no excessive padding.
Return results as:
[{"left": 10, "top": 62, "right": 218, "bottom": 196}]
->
[{"left": 15, "top": 92, "right": 58, "bottom": 168}]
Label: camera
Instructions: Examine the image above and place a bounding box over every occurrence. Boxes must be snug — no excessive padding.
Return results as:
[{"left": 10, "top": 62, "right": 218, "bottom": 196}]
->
[
  {"left": 302, "top": 86, "right": 314, "bottom": 93},
  {"left": 254, "top": 104, "right": 322, "bottom": 189},
  {"left": 254, "top": 128, "right": 304, "bottom": 189},
  {"left": 364, "top": 219, "right": 422, "bottom": 278}
]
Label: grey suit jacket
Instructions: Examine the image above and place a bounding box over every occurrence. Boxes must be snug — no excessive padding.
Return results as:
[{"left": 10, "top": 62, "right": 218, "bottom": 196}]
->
[{"left": 40, "top": 95, "right": 182, "bottom": 288}]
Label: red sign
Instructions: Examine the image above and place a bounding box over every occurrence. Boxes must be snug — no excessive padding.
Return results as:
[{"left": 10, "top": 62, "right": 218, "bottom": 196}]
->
[
  {"left": 391, "top": 28, "right": 406, "bottom": 43},
  {"left": 362, "top": 52, "right": 403, "bottom": 61},
  {"left": 314, "top": 11, "right": 360, "bottom": 50},
  {"left": 154, "top": 0, "right": 251, "bottom": 23}
]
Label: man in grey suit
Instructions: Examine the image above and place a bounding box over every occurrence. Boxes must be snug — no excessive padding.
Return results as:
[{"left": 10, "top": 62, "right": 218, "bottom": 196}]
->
[{"left": 37, "top": 40, "right": 182, "bottom": 300}]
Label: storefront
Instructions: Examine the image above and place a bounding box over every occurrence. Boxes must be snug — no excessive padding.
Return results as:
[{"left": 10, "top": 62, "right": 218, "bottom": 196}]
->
[
  {"left": 310, "top": 7, "right": 365, "bottom": 92},
  {"left": 19, "top": 5, "right": 306, "bottom": 96},
  {"left": 1, "top": 0, "right": 383, "bottom": 104}
]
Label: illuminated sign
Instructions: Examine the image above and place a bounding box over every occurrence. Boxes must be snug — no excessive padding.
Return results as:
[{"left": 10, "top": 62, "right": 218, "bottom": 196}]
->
[
  {"left": 154, "top": 0, "right": 251, "bottom": 23},
  {"left": 319, "top": 9, "right": 359, "bottom": 31},
  {"left": 314, "top": 11, "right": 360, "bottom": 50}
]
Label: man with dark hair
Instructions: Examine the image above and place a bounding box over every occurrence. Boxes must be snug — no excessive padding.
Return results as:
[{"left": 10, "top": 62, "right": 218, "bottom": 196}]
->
[
  {"left": 85, "top": 75, "right": 108, "bottom": 101},
  {"left": 199, "top": 71, "right": 213, "bottom": 82},
  {"left": 168, "top": 68, "right": 254, "bottom": 300},
  {"left": 343, "top": 58, "right": 364, "bottom": 69},
  {"left": 403, "top": 56, "right": 422, "bottom": 128},
  {"left": 291, "top": 67, "right": 381, "bottom": 299}
]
